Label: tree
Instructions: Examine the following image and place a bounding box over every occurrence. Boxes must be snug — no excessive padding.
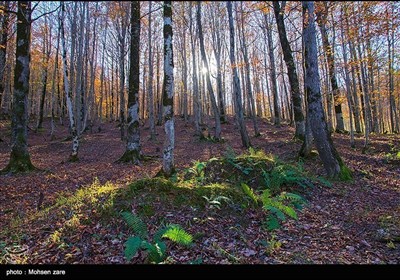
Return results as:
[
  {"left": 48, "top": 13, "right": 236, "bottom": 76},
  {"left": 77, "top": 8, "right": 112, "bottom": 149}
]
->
[
  {"left": 161, "top": 1, "right": 175, "bottom": 176},
  {"left": 273, "top": 1, "right": 305, "bottom": 139},
  {"left": 37, "top": 15, "right": 52, "bottom": 129},
  {"left": 302, "top": 1, "right": 350, "bottom": 179},
  {"left": 2, "top": 1, "right": 36, "bottom": 173},
  {"left": 227, "top": 1, "right": 250, "bottom": 148},
  {"left": 315, "top": 2, "right": 345, "bottom": 133},
  {"left": 197, "top": 1, "right": 221, "bottom": 141},
  {"left": 264, "top": 12, "right": 280, "bottom": 126},
  {"left": 118, "top": 1, "right": 141, "bottom": 164},
  {"left": 0, "top": 1, "right": 10, "bottom": 115},
  {"left": 60, "top": 2, "right": 79, "bottom": 162},
  {"left": 238, "top": 2, "right": 260, "bottom": 136},
  {"left": 147, "top": 1, "right": 156, "bottom": 140},
  {"left": 189, "top": 2, "right": 201, "bottom": 136}
]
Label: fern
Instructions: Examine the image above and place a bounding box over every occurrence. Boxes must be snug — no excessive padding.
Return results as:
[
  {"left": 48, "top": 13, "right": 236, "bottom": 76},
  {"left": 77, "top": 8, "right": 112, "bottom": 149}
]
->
[
  {"left": 121, "top": 212, "right": 148, "bottom": 239},
  {"left": 143, "top": 241, "right": 167, "bottom": 263},
  {"left": 162, "top": 225, "right": 193, "bottom": 246},
  {"left": 122, "top": 214, "right": 194, "bottom": 263},
  {"left": 124, "top": 236, "right": 142, "bottom": 261},
  {"left": 241, "top": 183, "right": 259, "bottom": 205},
  {"left": 261, "top": 190, "right": 305, "bottom": 230}
]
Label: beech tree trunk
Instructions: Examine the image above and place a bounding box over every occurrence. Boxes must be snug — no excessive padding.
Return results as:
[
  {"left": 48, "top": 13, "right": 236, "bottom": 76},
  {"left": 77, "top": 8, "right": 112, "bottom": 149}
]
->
[
  {"left": 273, "top": 1, "right": 305, "bottom": 139},
  {"left": 227, "top": 1, "right": 250, "bottom": 148},
  {"left": 302, "top": 1, "right": 348, "bottom": 179},
  {"left": 2, "top": 1, "right": 36, "bottom": 173},
  {"left": 60, "top": 2, "right": 79, "bottom": 162},
  {"left": 0, "top": 1, "right": 9, "bottom": 114},
  {"left": 197, "top": 1, "right": 221, "bottom": 140},
  {"left": 162, "top": 1, "right": 175, "bottom": 176},
  {"left": 118, "top": 1, "right": 141, "bottom": 164}
]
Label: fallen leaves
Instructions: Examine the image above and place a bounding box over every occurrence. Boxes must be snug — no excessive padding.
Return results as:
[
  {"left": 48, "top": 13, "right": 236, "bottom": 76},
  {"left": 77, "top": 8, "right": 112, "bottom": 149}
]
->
[{"left": 0, "top": 117, "right": 400, "bottom": 264}]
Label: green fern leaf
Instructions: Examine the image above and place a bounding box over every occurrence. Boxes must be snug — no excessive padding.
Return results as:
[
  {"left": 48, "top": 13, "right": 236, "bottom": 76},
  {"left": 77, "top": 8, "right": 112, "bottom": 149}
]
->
[
  {"left": 279, "top": 192, "right": 304, "bottom": 202},
  {"left": 162, "top": 225, "right": 193, "bottom": 246},
  {"left": 241, "top": 183, "right": 259, "bottom": 204},
  {"left": 143, "top": 241, "right": 166, "bottom": 263},
  {"left": 266, "top": 215, "right": 280, "bottom": 231},
  {"left": 264, "top": 205, "right": 286, "bottom": 221},
  {"left": 124, "top": 236, "right": 142, "bottom": 261},
  {"left": 279, "top": 204, "right": 298, "bottom": 219},
  {"left": 121, "top": 212, "right": 148, "bottom": 239}
]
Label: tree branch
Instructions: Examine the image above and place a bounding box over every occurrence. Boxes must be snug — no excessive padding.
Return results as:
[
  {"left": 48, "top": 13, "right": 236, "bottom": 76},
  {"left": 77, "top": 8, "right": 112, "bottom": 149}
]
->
[{"left": 31, "top": 4, "right": 61, "bottom": 22}]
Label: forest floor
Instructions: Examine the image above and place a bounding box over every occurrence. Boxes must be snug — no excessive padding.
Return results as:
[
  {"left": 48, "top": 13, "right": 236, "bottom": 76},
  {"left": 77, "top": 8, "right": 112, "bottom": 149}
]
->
[{"left": 0, "top": 116, "right": 399, "bottom": 264}]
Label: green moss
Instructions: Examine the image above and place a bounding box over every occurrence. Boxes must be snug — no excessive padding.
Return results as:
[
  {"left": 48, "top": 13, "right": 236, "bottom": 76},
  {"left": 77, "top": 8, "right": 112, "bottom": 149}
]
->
[
  {"left": 339, "top": 164, "right": 353, "bottom": 181},
  {"left": 129, "top": 177, "right": 176, "bottom": 193}
]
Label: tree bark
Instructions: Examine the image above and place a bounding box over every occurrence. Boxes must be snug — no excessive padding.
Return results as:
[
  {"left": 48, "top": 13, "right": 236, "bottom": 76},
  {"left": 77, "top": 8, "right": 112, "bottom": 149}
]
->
[
  {"left": 264, "top": 13, "right": 280, "bottom": 126},
  {"left": 316, "top": 3, "right": 345, "bottom": 133},
  {"left": 148, "top": 1, "right": 156, "bottom": 140},
  {"left": 189, "top": 2, "right": 201, "bottom": 136},
  {"left": 302, "top": 1, "right": 349, "bottom": 179},
  {"left": 37, "top": 16, "right": 51, "bottom": 130},
  {"left": 197, "top": 1, "right": 221, "bottom": 141},
  {"left": 0, "top": 1, "right": 9, "bottom": 114},
  {"left": 162, "top": 1, "right": 175, "bottom": 176},
  {"left": 60, "top": 2, "right": 79, "bottom": 162},
  {"left": 227, "top": 1, "right": 250, "bottom": 148},
  {"left": 2, "top": 1, "right": 36, "bottom": 173},
  {"left": 118, "top": 1, "right": 141, "bottom": 164},
  {"left": 239, "top": 1, "right": 260, "bottom": 136},
  {"left": 273, "top": 1, "right": 305, "bottom": 139}
]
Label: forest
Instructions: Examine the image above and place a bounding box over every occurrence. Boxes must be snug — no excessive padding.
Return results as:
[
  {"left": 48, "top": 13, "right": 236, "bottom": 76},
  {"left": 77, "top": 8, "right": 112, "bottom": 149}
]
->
[{"left": 0, "top": 1, "right": 399, "bottom": 266}]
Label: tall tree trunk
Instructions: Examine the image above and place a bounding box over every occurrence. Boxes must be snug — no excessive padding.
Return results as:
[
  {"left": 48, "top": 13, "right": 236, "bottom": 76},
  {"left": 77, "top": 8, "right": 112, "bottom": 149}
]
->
[
  {"left": 339, "top": 9, "right": 355, "bottom": 147},
  {"left": 148, "top": 1, "right": 156, "bottom": 140},
  {"left": 264, "top": 13, "right": 280, "bottom": 126},
  {"left": 227, "top": 1, "right": 250, "bottom": 148},
  {"left": 2, "top": 1, "right": 36, "bottom": 173},
  {"left": 189, "top": 2, "right": 201, "bottom": 136},
  {"left": 74, "top": 2, "right": 85, "bottom": 135},
  {"left": 388, "top": 8, "right": 398, "bottom": 133},
  {"left": 50, "top": 22, "right": 61, "bottom": 140},
  {"left": 156, "top": 45, "right": 163, "bottom": 126},
  {"left": 239, "top": 1, "right": 260, "bottom": 136},
  {"left": 273, "top": 1, "right": 305, "bottom": 139},
  {"left": 197, "top": 1, "right": 221, "bottom": 140},
  {"left": 302, "top": 1, "right": 349, "bottom": 179},
  {"left": 316, "top": 3, "right": 345, "bottom": 133},
  {"left": 60, "top": 2, "right": 79, "bottom": 162},
  {"left": 118, "top": 1, "right": 141, "bottom": 163},
  {"left": 117, "top": 3, "right": 128, "bottom": 141},
  {"left": 0, "top": 1, "right": 9, "bottom": 114},
  {"left": 210, "top": 3, "right": 226, "bottom": 123},
  {"left": 162, "top": 1, "right": 175, "bottom": 176},
  {"left": 37, "top": 16, "right": 51, "bottom": 130}
]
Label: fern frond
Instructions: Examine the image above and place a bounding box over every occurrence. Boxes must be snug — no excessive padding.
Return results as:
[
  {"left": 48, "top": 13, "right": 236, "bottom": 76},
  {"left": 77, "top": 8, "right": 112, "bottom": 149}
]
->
[
  {"left": 279, "top": 192, "right": 304, "bottom": 202},
  {"left": 264, "top": 205, "right": 286, "bottom": 221},
  {"left": 124, "top": 236, "right": 142, "bottom": 261},
  {"left": 121, "top": 212, "right": 148, "bottom": 239},
  {"left": 143, "top": 241, "right": 166, "bottom": 263},
  {"left": 162, "top": 224, "right": 193, "bottom": 246},
  {"left": 241, "top": 183, "right": 259, "bottom": 205},
  {"left": 266, "top": 215, "right": 280, "bottom": 231}
]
